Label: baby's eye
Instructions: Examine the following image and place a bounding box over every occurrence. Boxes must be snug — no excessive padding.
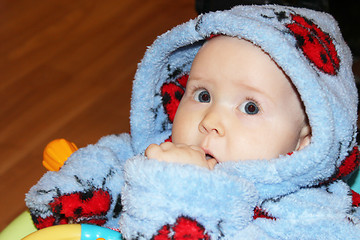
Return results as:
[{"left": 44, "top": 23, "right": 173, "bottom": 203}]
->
[
  {"left": 194, "top": 89, "right": 211, "bottom": 103},
  {"left": 239, "top": 101, "right": 260, "bottom": 115}
]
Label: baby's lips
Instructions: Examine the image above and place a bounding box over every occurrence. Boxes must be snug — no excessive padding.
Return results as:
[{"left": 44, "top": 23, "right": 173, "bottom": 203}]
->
[
  {"left": 202, "top": 147, "right": 218, "bottom": 163},
  {"left": 189, "top": 145, "right": 216, "bottom": 161}
]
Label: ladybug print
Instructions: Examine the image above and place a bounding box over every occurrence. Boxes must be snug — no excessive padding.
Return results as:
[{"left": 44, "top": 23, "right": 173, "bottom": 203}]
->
[
  {"left": 50, "top": 189, "right": 111, "bottom": 225},
  {"left": 286, "top": 14, "right": 340, "bottom": 75},
  {"left": 32, "top": 215, "right": 65, "bottom": 229},
  {"left": 153, "top": 224, "right": 171, "bottom": 240},
  {"left": 153, "top": 216, "right": 210, "bottom": 240},
  {"left": 332, "top": 146, "right": 359, "bottom": 181},
  {"left": 161, "top": 75, "right": 188, "bottom": 123},
  {"left": 319, "top": 146, "right": 360, "bottom": 185},
  {"left": 253, "top": 206, "right": 276, "bottom": 220},
  {"left": 352, "top": 190, "right": 360, "bottom": 208},
  {"left": 33, "top": 189, "right": 111, "bottom": 229}
]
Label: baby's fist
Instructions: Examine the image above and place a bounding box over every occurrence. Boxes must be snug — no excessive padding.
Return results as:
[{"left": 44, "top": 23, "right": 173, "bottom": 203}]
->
[{"left": 145, "top": 142, "right": 217, "bottom": 170}]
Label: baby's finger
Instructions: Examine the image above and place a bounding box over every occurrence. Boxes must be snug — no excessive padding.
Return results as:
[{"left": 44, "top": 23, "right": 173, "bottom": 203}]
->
[
  {"left": 189, "top": 145, "right": 205, "bottom": 155},
  {"left": 145, "top": 144, "right": 161, "bottom": 158},
  {"left": 207, "top": 158, "right": 218, "bottom": 170},
  {"left": 158, "top": 141, "right": 174, "bottom": 151}
]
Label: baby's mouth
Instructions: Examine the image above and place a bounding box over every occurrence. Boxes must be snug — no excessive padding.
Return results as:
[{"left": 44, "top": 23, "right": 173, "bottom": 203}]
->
[
  {"left": 202, "top": 146, "right": 218, "bottom": 163},
  {"left": 205, "top": 154, "right": 214, "bottom": 160},
  {"left": 205, "top": 152, "right": 218, "bottom": 163}
]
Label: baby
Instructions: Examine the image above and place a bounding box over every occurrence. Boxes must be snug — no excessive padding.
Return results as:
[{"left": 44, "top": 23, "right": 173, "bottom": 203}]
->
[
  {"left": 26, "top": 5, "right": 360, "bottom": 239},
  {"left": 146, "top": 36, "right": 311, "bottom": 169}
]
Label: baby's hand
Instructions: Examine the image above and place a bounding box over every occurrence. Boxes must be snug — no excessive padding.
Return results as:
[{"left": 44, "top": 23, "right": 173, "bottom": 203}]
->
[{"left": 145, "top": 142, "right": 217, "bottom": 170}]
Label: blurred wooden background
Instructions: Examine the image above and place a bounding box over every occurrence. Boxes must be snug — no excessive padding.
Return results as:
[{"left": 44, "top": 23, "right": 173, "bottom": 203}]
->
[{"left": 0, "top": 0, "right": 196, "bottom": 231}]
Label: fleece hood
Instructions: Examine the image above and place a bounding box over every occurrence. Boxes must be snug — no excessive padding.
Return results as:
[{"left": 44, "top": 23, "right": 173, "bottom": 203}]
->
[{"left": 129, "top": 5, "right": 358, "bottom": 199}]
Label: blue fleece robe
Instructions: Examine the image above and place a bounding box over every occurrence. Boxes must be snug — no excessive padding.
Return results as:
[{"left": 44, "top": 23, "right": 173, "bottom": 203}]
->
[{"left": 26, "top": 5, "right": 360, "bottom": 239}]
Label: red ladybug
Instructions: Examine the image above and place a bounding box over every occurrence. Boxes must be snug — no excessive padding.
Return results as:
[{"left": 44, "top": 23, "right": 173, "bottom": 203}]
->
[
  {"left": 286, "top": 14, "right": 340, "bottom": 75},
  {"left": 33, "top": 189, "right": 111, "bottom": 229},
  {"left": 153, "top": 216, "right": 210, "bottom": 240},
  {"left": 161, "top": 75, "right": 188, "bottom": 123}
]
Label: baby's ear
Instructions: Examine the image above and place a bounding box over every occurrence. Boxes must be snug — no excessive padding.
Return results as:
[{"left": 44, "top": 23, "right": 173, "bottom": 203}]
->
[{"left": 296, "top": 124, "right": 312, "bottom": 151}]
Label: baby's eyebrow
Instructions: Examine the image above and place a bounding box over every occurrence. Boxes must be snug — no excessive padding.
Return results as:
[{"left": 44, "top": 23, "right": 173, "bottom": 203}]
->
[
  {"left": 236, "top": 82, "right": 275, "bottom": 105},
  {"left": 186, "top": 76, "right": 212, "bottom": 86},
  {"left": 187, "top": 74, "right": 205, "bottom": 82}
]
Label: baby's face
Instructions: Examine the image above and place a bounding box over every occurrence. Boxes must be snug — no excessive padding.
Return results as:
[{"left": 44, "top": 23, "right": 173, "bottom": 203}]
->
[{"left": 172, "top": 36, "right": 311, "bottom": 163}]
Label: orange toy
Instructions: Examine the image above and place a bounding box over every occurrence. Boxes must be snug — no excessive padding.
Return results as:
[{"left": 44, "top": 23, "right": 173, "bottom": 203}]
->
[{"left": 42, "top": 139, "right": 78, "bottom": 171}]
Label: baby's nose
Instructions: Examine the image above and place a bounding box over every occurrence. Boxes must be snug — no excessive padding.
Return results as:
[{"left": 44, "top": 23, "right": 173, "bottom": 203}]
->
[{"left": 198, "top": 108, "right": 225, "bottom": 136}]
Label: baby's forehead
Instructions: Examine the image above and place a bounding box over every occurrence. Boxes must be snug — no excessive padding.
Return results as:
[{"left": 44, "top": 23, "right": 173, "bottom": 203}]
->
[
  {"left": 193, "top": 36, "right": 292, "bottom": 88},
  {"left": 198, "top": 36, "right": 282, "bottom": 71},
  {"left": 202, "top": 35, "right": 263, "bottom": 52}
]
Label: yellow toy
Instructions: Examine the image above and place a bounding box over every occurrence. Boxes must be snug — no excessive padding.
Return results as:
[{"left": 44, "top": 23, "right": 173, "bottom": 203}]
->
[
  {"left": 0, "top": 211, "right": 36, "bottom": 240},
  {"left": 22, "top": 223, "right": 121, "bottom": 240}
]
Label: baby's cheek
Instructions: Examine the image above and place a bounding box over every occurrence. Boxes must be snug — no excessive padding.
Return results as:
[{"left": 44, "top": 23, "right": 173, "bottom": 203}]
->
[
  {"left": 172, "top": 119, "right": 192, "bottom": 145},
  {"left": 276, "top": 131, "right": 301, "bottom": 156},
  {"left": 226, "top": 135, "right": 289, "bottom": 161}
]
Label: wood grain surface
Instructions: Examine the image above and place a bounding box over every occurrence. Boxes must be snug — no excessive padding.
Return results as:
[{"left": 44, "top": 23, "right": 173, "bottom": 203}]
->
[{"left": 0, "top": 0, "right": 196, "bottom": 230}]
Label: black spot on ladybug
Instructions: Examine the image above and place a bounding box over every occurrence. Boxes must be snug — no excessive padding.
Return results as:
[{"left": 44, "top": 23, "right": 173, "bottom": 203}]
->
[
  {"left": 80, "top": 191, "right": 94, "bottom": 201},
  {"left": 321, "top": 53, "right": 328, "bottom": 63},
  {"left": 295, "top": 34, "right": 305, "bottom": 47},
  {"left": 74, "top": 207, "right": 83, "bottom": 216},
  {"left": 304, "top": 17, "right": 313, "bottom": 26},
  {"left": 175, "top": 91, "right": 183, "bottom": 101},
  {"left": 308, "top": 34, "right": 314, "bottom": 43},
  {"left": 162, "top": 92, "right": 171, "bottom": 105},
  {"left": 53, "top": 203, "right": 62, "bottom": 213},
  {"left": 286, "top": 14, "right": 340, "bottom": 75},
  {"left": 325, "top": 35, "right": 331, "bottom": 44}
]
